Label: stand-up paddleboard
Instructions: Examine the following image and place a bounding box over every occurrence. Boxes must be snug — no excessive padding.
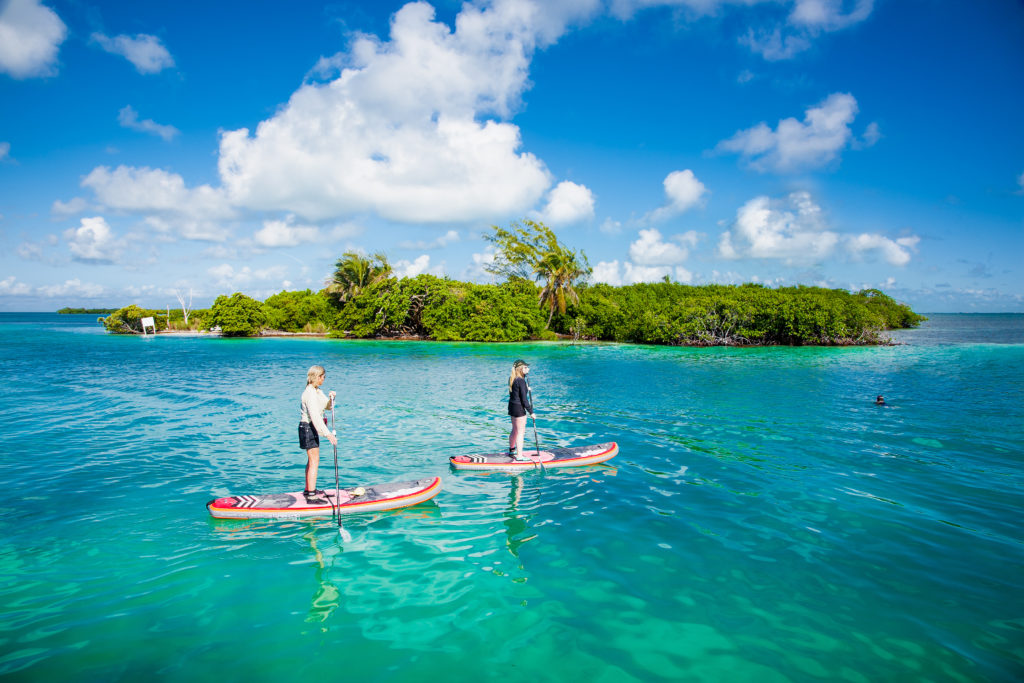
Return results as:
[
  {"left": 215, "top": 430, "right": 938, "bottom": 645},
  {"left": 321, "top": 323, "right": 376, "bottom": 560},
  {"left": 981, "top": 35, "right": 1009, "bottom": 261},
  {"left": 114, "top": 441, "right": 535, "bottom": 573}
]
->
[
  {"left": 449, "top": 442, "right": 618, "bottom": 471},
  {"left": 206, "top": 476, "right": 442, "bottom": 519}
]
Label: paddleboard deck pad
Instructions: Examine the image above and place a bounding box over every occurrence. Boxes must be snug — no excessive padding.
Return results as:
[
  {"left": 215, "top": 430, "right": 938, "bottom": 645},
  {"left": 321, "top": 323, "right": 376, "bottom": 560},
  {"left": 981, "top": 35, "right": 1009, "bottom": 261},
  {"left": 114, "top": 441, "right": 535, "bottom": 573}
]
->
[
  {"left": 450, "top": 442, "right": 618, "bottom": 471},
  {"left": 206, "top": 476, "right": 442, "bottom": 519}
]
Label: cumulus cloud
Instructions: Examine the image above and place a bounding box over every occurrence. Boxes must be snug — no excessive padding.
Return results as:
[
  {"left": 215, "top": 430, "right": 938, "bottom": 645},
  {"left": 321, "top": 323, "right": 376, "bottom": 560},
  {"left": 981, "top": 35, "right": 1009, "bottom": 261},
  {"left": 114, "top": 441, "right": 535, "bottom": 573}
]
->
[
  {"left": 537, "top": 180, "right": 595, "bottom": 225},
  {"left": 394, "top": 254, "right": 444, "bottom": 278},
  {"left": 216, "top": 1, "right": 561, "bottom": 223},
  {"left": 718, "top": 192, "right": 837, "bottom": 264},
  {"left": 629, "top": 228, "right": 698, "bottom": 266},
  {"left": 0, "top": 275, "right": 32, "bottom": 295},
  {"left": 599, "top": 217, "right": 623, "bottom": 234},
  {"left": 591, "top": 259, "right": 692, "bottom": 286},
  {"left": 647, "top": 169, "right": 708, "bottom": 222},
  {"left": 397, "top": 229, "right": 459, "bottom": 250},
  {"left": 845, "top": 233, "right": 919, "bottom": 267},
  {"left": 0, "top": 0, "right": 67, "bottom": 78},
  {"left": 37, "top": 279, "right": 106, "bottom": 298},
  {"left": 718, "top": 191, "right": 919, "bottom": 266},
  {"left": 716, "top": 92, "right": 861, "bottom": 173},
  {"left": 253, "top": 215, "right": 321, "bottom": 247},
  {"left": 91, "top": 32, "right": 174, "bottom": 74},
  {"left": 63, "top": 216, "right": 123, "bottom": 263},
  {"left": 82, "top": 165, "right": 233, "bottom": 241},
  {"left": 118, "top": 106, "right": 179, "bottom": 141}
]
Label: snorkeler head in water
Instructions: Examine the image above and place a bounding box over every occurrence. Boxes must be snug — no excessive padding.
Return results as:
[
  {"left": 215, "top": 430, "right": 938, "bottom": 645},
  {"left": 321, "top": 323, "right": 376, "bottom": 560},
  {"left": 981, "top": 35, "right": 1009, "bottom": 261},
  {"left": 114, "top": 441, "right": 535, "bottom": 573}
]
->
[{"left": 875, "top": 395, "right": 886, "bottom": 405}]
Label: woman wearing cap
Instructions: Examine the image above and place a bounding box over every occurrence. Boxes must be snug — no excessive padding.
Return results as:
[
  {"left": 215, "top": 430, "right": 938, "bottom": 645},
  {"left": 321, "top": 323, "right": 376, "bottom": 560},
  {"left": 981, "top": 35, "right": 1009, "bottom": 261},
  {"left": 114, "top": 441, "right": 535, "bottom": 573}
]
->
[
  {"left": 299, "top": 365, "right": 337, "bottom": 504},
  {"left": 507, "top": 359, "right": 533, "bottom": 461}
]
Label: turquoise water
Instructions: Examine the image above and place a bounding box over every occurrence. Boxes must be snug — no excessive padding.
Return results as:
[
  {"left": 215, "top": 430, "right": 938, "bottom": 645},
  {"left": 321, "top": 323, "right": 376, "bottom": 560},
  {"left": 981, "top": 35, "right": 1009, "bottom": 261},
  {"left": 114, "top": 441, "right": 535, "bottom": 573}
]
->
[{"left": 1, "top": 313, "right": 1022, "bottom": 681}]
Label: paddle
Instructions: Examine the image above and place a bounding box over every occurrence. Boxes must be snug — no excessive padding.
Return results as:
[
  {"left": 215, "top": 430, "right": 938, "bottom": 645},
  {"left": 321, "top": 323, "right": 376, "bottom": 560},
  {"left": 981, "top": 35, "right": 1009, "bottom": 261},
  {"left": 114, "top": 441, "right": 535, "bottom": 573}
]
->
[
  {"left": 525, "top": 376, "right": 544, "bottom": 471},
  {"left": 330, "top": 397, "right": 351, "bottom": 542}
]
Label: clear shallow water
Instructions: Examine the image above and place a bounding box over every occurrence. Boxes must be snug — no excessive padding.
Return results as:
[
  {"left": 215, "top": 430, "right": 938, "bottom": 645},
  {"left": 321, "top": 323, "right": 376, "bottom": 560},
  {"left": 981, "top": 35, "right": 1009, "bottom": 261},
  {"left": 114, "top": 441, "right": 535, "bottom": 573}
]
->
[{"left": 1, "top": 313, "right": 1022, "bottom": 681}]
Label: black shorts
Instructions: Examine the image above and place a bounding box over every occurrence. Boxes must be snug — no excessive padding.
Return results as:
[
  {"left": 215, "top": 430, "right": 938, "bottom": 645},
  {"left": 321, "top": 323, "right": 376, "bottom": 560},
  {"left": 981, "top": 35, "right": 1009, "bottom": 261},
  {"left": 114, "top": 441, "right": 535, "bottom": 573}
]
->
[
  {"left": 508, "top": 403, "right": 527, "bottom": 418},
  {"left": 298, "top": 422, "right": 320, "bottom": 450}
]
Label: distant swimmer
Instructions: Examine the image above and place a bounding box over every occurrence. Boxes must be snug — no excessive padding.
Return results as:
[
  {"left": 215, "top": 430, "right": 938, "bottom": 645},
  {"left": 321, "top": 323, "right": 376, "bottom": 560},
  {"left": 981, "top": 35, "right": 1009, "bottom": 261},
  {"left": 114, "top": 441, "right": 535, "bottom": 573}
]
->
[{"left": 875, "top": 395, "right": 886, "bottom": 406}]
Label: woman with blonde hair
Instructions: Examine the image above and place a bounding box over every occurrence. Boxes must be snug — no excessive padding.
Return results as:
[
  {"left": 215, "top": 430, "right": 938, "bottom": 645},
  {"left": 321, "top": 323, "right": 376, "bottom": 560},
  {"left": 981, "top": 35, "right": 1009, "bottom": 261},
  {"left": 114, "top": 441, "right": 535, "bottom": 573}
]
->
[
  {"left": 299, "top": 365, "right": 337, "bottom": 504},
  {"left": 507, "top": 359, "right": 533, "bottom": 461}
]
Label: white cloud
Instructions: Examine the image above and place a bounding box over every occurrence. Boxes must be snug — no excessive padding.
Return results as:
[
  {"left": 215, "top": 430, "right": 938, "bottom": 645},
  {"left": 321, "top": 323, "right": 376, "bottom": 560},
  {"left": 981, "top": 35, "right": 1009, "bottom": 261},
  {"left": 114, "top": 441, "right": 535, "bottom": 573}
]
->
[
  {"left": 91, "top": 32, "right": 174, "bottom": 74},
  {"left": 647, "top": 169, "right": 708, "bottom": 222},
  {"left": 858, "top": 121, "right": 881, "bottom": 148},
  {"left": 0, "top": 0, "right": 67, "bottom": 78},
  {"left": 591, "top": 260, "right": 623, "bottom": 286},
  {"left": 719, "top": 191, "right": 919, "bottom": 267},
  {"left": 37, "top": 278, "right": 105, "bottom": 298},
  {"left": 537, "top": 180, "right": 595, "bottom": 225},
  {"left": 63, "top": 216, "right": 123, "bottom": 263},
  {"left": 216, "top": 1, "right": 558, "bottom": 223},
  {"left": 0, "top": 141, "right": 9, "bottom": 161},
  {"left": 591, "top": 259, "right": 692, "bottom": 286},
  {"left": 719, "top": 191, "right": 837, "bottom": 264},
  {"left": 0, "top": 276, "right": 32, "bottom": 295},
  {"left": 629, "top": 228, "right": 698, "bottom": 266},
  {"left": 466, "top": 246, "right": 497, "bottom": 281},
  {"left": 208, "top": 264, "right": 288, "bottom": 289},
  {"left": 789, "top": 0, "right": 874, "bottom": 32},
  {"left": 118, "top": 106, "right": 179, "bottom": 141},
  {"left": 1017, "top": 171, "right": 1024, "bottom": 195},
  {"left": 83, "top": 166, "right": 230, "bottom": 216},
  {"left": 741, "top": 0, "right": 873, "bottom": 59},
  {"left": 740, "top": 28, "right": 811, "bottom": 61},
  {"left": 397, "top": 229, "right": 460, "bottom": 250},
  {"left": 845, "top": 233, "right": 919, "bottom": 267},
  {"left": 82, "top": 165, "right": 233, "bottom": 241},
  {"left": 716, "top": 93, "right": 860, "bottom": 173},
  {"left": 52, "top": 196, "right": 88, "bottom": 216},
  {"left": 253, "top": 215, "right": 322, "bottom": 247},
  {"left": 394, "top": 254, "right": 444, "bottom": 278}
]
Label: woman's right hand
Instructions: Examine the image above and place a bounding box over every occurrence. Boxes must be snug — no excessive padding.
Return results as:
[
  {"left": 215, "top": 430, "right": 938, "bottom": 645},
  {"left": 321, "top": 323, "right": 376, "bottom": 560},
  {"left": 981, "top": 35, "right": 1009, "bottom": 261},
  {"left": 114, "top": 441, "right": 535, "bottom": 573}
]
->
[{"left": 328, "top": 433, "right": 338, "bottom": 446}]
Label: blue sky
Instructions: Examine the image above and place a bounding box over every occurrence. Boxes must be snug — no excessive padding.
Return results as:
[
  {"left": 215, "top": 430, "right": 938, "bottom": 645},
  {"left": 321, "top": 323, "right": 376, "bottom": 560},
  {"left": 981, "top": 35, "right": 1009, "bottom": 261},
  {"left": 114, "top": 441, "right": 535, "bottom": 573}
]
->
[{"left": 1, "top": 0, "right": 1021, "bottom": 312}]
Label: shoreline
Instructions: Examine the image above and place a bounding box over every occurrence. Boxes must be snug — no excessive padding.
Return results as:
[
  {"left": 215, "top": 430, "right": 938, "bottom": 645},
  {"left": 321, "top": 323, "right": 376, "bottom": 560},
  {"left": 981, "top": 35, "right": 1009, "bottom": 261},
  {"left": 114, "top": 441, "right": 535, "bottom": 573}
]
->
[{"left": 147, "top": 328, "right": 901, "bottom": 346}]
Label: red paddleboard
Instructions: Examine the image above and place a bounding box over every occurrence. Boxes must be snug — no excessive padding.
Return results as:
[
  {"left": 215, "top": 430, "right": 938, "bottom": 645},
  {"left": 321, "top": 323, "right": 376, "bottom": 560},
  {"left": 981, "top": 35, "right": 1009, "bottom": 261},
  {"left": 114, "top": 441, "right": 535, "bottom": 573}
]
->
[
  {"left": 206, "top": 477, "right": 442, "bottom": 519},
  {"left": 449, "top": 442, "right": 618, "bottom": 471}
]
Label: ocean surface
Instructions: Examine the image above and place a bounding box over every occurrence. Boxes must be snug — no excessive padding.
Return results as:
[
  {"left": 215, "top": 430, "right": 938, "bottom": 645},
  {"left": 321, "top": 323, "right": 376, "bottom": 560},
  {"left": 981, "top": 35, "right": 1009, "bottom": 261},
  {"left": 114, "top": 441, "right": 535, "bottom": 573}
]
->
[{"left": 0, "top": 313, "right": 1021, "bottom": 681}]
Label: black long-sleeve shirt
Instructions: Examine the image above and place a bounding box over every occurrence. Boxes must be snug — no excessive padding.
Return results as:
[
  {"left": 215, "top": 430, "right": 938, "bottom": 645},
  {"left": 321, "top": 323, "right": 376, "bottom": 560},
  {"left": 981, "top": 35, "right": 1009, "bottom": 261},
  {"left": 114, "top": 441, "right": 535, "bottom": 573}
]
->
[{"left": 508, "top": 376, "right": 533, "bottom": 416}]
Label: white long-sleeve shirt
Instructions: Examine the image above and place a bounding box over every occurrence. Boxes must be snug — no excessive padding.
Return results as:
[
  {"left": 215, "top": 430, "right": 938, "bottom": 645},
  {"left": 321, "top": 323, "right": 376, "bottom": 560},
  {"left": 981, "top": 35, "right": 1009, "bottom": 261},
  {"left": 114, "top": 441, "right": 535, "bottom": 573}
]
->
[{"left": 300, "top": 384, "right": 333, "bottom": 437}]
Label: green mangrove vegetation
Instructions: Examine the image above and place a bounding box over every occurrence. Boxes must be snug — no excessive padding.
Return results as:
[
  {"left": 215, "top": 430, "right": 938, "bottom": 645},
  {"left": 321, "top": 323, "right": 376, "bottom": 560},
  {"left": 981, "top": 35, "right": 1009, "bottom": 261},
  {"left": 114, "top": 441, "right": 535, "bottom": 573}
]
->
[
  {"left": 58, "top": 307, "right": 117, "bottom": 314},
  {"left": 98, "top": 221, "right": 925, "bottom": 345}
]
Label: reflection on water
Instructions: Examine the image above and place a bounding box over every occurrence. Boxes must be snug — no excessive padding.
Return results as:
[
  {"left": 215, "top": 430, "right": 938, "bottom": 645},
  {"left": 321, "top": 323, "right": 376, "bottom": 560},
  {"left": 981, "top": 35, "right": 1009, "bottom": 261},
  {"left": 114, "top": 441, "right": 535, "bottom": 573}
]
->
[{"left": 304, "top": 529, "right": 340, "bottom": 626}]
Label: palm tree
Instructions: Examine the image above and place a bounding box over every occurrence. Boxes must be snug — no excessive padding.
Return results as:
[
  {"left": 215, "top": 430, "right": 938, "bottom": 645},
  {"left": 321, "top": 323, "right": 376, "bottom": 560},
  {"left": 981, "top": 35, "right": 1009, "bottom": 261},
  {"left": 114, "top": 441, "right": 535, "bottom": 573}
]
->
[
  {"left": 537, "top": 245, "right": 590, "bottom": 329},
  {"left": 486, "top": 220, "right": 591, "bottom": 329},
  {"left": 325, "top": 251, "right": 392, "bottom": 303}
]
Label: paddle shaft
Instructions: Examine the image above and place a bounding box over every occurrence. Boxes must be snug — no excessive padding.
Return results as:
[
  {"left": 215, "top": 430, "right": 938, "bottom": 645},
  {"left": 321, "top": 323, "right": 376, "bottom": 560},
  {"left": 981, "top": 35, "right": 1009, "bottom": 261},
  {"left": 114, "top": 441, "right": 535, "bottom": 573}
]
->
[
  {"left": 331, "top": 399, "right": 341, "bottom": 526},
  {"left": 526, "top": 377, "right": 543, "bottom": 470}
]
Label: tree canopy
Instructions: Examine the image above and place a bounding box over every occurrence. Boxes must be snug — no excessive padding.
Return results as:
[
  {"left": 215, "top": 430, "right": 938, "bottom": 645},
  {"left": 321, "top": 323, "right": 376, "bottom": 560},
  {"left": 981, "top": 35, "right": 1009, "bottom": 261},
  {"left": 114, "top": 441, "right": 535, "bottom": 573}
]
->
[
  {"left": 325, "top": 251, "right": 393, "bottom": 304},
  {"left": 485, "top": 220, "right": 591, "bottom": 328}
]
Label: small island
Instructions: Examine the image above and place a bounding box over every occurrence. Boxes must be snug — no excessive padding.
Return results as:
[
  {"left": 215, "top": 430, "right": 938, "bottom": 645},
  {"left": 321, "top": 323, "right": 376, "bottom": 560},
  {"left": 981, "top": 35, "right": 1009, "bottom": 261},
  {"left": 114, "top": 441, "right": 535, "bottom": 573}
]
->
[
  {"left": 58, "top": 307, "right": 118, "bottom": 314},
  {"left": 97, "top": 221, "right": 925, "bottom": 346}
]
